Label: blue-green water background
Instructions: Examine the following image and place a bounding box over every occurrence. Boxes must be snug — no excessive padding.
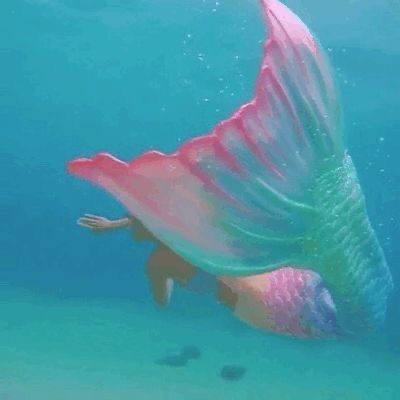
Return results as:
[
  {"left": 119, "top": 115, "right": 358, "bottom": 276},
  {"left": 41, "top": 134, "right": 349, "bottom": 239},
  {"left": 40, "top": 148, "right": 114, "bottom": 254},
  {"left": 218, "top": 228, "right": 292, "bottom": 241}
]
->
[{"left": 1, "top": 0, "right": 400, "bottom": 398}]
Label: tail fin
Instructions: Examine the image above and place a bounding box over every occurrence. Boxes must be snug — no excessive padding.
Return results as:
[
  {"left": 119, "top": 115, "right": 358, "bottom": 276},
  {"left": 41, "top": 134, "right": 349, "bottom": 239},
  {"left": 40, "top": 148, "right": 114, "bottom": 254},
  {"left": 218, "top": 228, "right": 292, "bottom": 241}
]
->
[{"left": 68, "top": 0, "right": 342, "bottom": 276}]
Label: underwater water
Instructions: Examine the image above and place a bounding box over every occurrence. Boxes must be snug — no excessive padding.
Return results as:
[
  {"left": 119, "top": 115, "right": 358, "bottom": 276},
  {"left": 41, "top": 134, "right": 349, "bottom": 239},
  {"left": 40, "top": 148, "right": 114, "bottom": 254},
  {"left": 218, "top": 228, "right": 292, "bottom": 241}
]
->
[{"left": 1, "top": 0, "right": 400, "bottom": 398}]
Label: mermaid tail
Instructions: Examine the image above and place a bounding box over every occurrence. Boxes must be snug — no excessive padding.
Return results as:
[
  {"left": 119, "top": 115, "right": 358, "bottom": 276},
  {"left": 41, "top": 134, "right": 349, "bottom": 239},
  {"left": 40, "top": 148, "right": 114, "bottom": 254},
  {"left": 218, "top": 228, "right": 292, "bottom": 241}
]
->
[
  {"left": 221, "top": 268, "right": 338, "bottom": 338},
  {"left": 68, "top": 0, "right": 393, "bottom": 333},
  {"left": 69, "top": 0, "right": 339, "bottom": 275}
]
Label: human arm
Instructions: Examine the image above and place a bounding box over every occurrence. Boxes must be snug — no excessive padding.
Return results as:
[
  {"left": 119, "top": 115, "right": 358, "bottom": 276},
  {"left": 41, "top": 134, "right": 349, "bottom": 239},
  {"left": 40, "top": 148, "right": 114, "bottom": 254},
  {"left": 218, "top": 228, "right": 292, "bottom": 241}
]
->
[{"left": 77, "top": 214, "right": 131, "bottom": 233}]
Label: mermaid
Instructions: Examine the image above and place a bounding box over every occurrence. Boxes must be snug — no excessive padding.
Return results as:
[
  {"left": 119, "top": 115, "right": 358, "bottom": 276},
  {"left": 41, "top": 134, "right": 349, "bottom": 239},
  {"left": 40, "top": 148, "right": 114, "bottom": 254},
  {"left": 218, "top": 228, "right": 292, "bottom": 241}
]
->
[
  {"left": 68, "top": 0, "right": 393, "bottom": 337},
  {"left": 78, "top": 212, "right": 338, "bottom": 338}
]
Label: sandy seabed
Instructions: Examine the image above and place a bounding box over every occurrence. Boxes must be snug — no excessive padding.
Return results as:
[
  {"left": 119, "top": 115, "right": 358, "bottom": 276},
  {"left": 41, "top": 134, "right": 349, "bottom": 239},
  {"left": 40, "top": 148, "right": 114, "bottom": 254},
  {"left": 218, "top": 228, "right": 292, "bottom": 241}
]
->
[{"left": 1, "top": 288, "right": 398, "bottom": 400}]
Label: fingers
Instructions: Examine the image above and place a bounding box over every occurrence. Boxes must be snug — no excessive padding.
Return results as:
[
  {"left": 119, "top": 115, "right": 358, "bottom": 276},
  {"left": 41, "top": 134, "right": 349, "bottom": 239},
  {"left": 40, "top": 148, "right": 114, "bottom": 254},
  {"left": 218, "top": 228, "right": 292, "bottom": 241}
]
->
[
  {"left": 78, "top": 217, "right": 100, "bottom": 225},
  {"left": 76, "top": 213, "right": 111, "bottom": 232},
  {"left": 77, "top": 214, "right": 105, "bottom": 225},
  {"left": 77, "top": 219, "right": 93, "bottom": 228},
  {"left": 82, "top": 214, "right": 104, "bottom": 220},
  {"left": 77, "top": 220, "right": 106, "bottom": 234},
  {"left": 77, "top": 217, "right": 104, "bottom": 228}
]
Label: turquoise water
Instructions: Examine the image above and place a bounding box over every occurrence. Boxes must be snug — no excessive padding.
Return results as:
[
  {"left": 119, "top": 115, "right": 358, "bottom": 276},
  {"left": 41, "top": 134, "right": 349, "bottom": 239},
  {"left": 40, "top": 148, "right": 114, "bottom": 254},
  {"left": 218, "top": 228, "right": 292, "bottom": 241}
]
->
[{"left": 1, "top": 0, "right": 400, "bottom": 398}]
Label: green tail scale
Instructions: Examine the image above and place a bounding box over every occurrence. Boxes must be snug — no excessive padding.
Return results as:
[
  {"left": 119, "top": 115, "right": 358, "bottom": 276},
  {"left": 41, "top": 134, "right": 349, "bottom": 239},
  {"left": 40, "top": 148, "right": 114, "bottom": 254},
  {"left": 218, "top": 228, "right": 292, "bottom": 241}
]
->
[{"left": 302, "top": 154, "right": 394, "bottom": 334}]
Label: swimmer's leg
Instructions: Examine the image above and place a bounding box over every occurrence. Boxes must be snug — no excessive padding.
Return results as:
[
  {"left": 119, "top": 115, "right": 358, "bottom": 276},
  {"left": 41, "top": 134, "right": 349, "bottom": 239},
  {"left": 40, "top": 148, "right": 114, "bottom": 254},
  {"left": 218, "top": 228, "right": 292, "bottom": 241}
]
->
[
  {"left": 217, "top": 281, "right": 238, "bottom": 310},
  {"left": 146, "top": 246, "right": 238, "bottom": 309},
  {"left": 146, "top": 264, "right": 174, "bottom": 306},
  {"left": 146, "top": 245, "right": 197, "bottom": 306}
]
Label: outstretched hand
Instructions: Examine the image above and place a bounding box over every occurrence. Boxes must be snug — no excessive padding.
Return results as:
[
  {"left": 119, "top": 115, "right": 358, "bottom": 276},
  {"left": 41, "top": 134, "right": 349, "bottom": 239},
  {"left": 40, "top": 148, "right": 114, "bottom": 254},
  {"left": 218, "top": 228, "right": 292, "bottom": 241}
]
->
[{"left": 77, "top": 214, "right": 114, "bottom": 233}]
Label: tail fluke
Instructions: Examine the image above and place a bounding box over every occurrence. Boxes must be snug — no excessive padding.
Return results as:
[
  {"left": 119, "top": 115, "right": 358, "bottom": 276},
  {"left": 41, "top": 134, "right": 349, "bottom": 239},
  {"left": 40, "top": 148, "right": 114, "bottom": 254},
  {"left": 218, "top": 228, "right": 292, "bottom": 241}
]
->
[{"left": 68, "top": 0, "right": 341, "bottom": 276}]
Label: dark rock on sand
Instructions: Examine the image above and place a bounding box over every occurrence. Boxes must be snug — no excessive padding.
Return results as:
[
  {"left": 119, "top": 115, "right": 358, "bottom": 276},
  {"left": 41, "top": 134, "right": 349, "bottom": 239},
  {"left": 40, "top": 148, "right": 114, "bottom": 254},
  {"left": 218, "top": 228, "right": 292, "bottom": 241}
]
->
[
  {"left": 220, "top": 365, "right": 247, "bottom": 381},
  {"left": 156, "top": 354, "right": 188, "bottom": 367},
  {"left": 180, "top": 345, "right": 201, "bottom": 360}
]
